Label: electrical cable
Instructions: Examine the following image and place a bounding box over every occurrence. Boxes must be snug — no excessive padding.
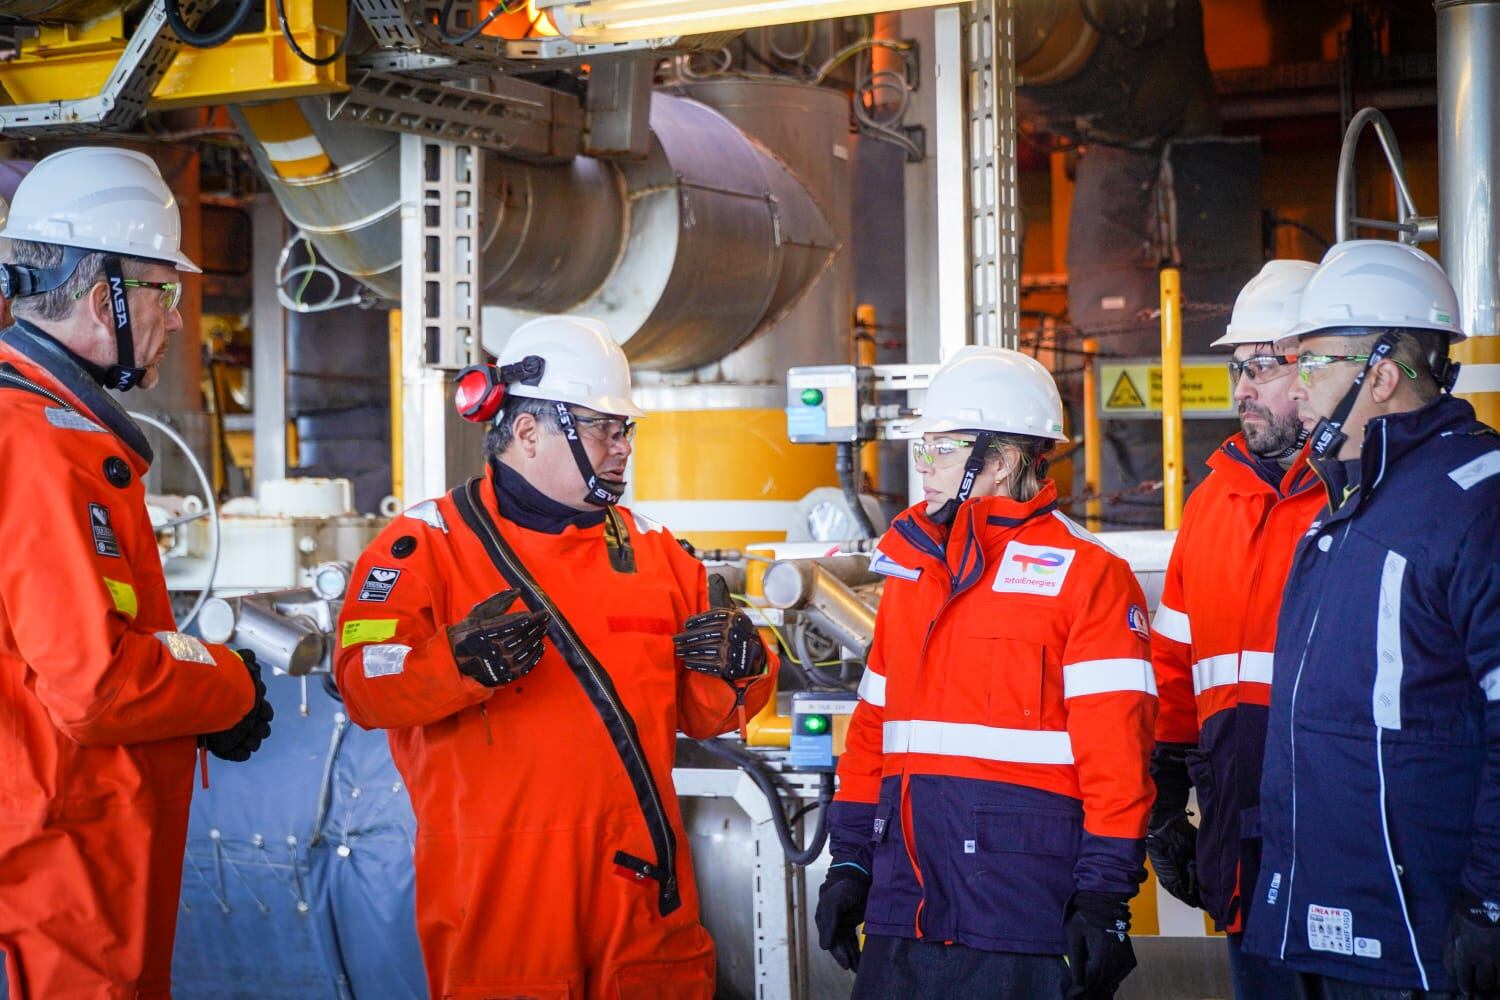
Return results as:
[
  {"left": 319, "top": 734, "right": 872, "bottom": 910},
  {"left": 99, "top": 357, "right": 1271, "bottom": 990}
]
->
[
  {"left": 696, "top": 737, "right": 834, "bottom": 866},
  {"left": 275, "top": 0, "right": 355, "bottom": 66},
  {"left": 435, "top": 0, "right": 518, "bottom": 44},
  {"left": 835, "top": 442, "right": 878, "bottom": 539},
  {"left": 129, "top": 411, "right": 220, "bottom": 631},
  {"left": 165, "top": 0, "right": 255, "bottom": 48}
]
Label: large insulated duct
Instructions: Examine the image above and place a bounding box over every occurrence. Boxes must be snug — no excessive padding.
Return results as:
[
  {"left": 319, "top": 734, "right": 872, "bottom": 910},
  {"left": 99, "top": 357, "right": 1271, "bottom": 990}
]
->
[
  {"left": 1437, "top": 0, "right": 1500, "bottom": 425},
  {"left": 236, "top": 86, "right": 836, "bottom": 373}
]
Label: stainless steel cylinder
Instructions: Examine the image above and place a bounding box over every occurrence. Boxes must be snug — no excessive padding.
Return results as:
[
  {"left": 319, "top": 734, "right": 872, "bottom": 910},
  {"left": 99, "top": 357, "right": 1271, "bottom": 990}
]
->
[
  {"left": 762, "top": 559, "right": 878, "bottom": 654},
  {"left": 196, "top": 595, "right": 327, "bottom": 677},
  {"left": 1437, "top": 0, "right": 1500, "bottom": 337}
]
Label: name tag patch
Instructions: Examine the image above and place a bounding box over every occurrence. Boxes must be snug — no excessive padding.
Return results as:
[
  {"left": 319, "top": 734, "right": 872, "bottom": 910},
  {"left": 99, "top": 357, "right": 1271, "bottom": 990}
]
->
[
  {"left": 992, "top": 541, "right": 1075, "bottom": 597},
  {"left": 358, "top": 566, "right": 402, "bottom": 603},
  {"left": 89, "top": 503, "right": 121, "bottom": 558},
  {"left": 1307, "top": 904, "right": 1354, "bottom": 955}
]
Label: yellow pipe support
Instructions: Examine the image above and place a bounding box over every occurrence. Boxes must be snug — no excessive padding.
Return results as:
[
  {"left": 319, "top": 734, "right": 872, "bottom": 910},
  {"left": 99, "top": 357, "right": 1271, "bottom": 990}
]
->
[
  {"left": 1455, "top": 335, "right": 1500, "bottom": 431},
  {"left": 1082, "top": 337, "right": 1102, "bottom": 532},
  {"left": 742, "top": 549, "right": 793, "bottom": 747},
  {"left": 1160, "top": 268, "right": 1185, "bottom": 530},
  {"left": 389, "top": 309, "right": 404, "bottom": 506},
  {"left": 855, "top": 303, "right": 880, "bottom": 494}
]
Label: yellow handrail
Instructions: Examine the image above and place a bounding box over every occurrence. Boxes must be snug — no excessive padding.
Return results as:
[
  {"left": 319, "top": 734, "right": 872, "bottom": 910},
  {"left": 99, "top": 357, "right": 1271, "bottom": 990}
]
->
[{"left": 1160, "top": 268, "right": 1185, "bottom": 530}]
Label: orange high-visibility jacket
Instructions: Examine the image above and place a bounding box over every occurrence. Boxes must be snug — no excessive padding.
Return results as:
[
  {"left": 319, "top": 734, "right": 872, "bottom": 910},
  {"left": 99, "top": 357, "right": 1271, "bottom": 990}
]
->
[
  {"left": 1150, "top": 434, "right": 1322, "bottom": 930},
  {"left": 830, "top": 485, "right": 1157, "bottom": 954},
  {"left": 334, "top": 471, "right": 776, "bottom": 1000},
  {"left": 0, "top": 326, "right": 254, "bottom": 1000}
]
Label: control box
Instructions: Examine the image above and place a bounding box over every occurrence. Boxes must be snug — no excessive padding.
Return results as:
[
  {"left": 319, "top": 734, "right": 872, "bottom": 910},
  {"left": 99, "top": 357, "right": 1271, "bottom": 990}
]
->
[
  {"left": 789, "top": 690, "right": 860, "bottom": 771},
  {"left": 786, "top": 365, "right": 873, "bottom": 443}
]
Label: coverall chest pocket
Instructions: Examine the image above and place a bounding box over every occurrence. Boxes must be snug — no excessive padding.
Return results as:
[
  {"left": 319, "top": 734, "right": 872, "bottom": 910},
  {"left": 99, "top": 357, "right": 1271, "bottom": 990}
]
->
[{"left": 958, "top": 620, "right": 1052, "bottom": 731}]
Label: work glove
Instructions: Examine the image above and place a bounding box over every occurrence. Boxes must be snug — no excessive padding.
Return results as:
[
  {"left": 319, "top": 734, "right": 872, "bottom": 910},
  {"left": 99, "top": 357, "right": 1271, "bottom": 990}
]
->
[
  {"left": 448, "top": 589, "right": 551, "bottom": 688},
  {"left": 1064, "top": 891, "right": 1138, "bottom": 999},
  {"left": 1445, "top": 889, "right": 1500, "bottom": 998},
  {"left": 201, "top": 649, "right": 274, "bottom": 762},
  {"left": 672, "top": 608, "right": 767, "bottom": 682},
  {"left": 1145, "top": 811, "right": 1201, "bottom": 909},
  {"left": 815, "top": 863, "right": 871, "bottom": 972}
]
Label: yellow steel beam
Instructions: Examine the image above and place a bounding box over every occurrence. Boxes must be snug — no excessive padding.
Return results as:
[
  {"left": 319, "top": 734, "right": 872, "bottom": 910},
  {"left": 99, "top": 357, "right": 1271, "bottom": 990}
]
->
[
  {"left": 1160, "top": 267, "right": 1185, "bottom": 530},
  {"left": 0, "top": 0, "right": 346, "bottom": 110},
  {"left": 1082, "top": 337, "right": 1101, "bottom": 531}
]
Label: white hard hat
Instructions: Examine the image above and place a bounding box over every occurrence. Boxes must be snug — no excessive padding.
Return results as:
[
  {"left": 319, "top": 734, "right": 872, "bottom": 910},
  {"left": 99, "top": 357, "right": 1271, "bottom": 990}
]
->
[
  {"left": 1288, "top": 239, "right": 1463, "bottom": 341},
  {"left": 0, "top": 147, "right": 199, "bottom": 273},
  {"left": 1213, "top": 259, "right": 1316, "bottom": 347},
  {"left": 907, "top": 345, "right": 1068, "bottom": 442},
  {"left": 496, "top": 315, "right": 643, "bottom": 417}
]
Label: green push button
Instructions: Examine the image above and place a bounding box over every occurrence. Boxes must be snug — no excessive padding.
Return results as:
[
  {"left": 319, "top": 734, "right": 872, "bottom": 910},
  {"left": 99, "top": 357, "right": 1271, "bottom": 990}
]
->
[
  {"left": 800, "top": 387, "right": 824, "bottom": 406},
  {"left": 802, "top": 714, "right": 830, "bottom": 734}
]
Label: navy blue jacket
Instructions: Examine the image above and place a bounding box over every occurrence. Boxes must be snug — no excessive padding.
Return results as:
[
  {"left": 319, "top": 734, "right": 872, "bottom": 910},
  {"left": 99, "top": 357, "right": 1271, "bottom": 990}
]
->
[{"left": 1244, "top": 395, "right": 1500, "bottom": 991}]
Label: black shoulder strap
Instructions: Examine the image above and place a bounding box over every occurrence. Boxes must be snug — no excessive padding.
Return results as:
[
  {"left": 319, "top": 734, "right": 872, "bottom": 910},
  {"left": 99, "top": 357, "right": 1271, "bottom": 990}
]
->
[{"left": 449, "top": 477, "right": 681, "bottom": 917}]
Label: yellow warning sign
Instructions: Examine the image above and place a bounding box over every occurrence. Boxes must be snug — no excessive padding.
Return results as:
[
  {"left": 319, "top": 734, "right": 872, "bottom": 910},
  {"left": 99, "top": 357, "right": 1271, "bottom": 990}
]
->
[
  {"left": 1107, "top": 371, "right": 1146, "bottom": 409},
  {"left": 1099, "top": 358, "right": 1236, "bottom": 417}
]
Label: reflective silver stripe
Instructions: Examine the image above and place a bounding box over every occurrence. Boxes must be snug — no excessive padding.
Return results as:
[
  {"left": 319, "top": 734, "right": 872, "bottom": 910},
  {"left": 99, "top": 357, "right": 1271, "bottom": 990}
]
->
[
  {"left": 858, "top": 668, "right": 887, "bottom": 707},
  {"left": 1063, "top": 658, "right": 1158, "bottom": 698},
  {"left": 1051, "top": 510, "right": 1120, "bottom": 557},
  {"left": 1482, "top": 668, "right": 1500, "bottom": 703},
  {"left": 1448, "top": 451, "right": 1500, "bottom": 491},
  {"left": 403, "top": 500, "right": 447, "bottom": 532},
  {"left": 1191, "top": 653, "right": 1238, "bottom": 695},
  {"left": 1239, "top": 650, "right": 1275, "bottom": 685},
  {"left": 155, "top": 631, "right": 216, "bottom": 665},
  {"left": 882, "top": 719, "right": 1074, "bottom": 765},
  {"left": 1373, "top": 551, "right": 1407, "bottom": 730},
  {"left": 1152, "top": 604, "right": 1192, "bottom": 644},
  {"left": 45, "top": 407, "right": 105, "bottom": 433},
  {"left": 362, "top": 643, "right": 411, "bottom": 678}
]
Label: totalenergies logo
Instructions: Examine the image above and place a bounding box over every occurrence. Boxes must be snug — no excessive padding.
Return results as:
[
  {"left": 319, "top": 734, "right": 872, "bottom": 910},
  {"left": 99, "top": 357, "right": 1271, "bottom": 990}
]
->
[{"left": 1012, "top": 550, "right": 1068, "bottom": 575}]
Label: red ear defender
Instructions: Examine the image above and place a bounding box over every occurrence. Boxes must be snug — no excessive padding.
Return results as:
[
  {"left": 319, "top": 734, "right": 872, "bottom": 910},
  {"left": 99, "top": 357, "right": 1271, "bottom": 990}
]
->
[{"left": 454, "top": 365, "right": 505, "bottom": 422}]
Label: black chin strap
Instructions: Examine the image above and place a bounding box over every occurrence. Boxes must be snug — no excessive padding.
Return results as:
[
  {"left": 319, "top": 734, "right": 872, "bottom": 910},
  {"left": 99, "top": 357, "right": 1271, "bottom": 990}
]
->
[
  {"left": 99, "top": 257, "right": 147, "bottom": 393},
  {"left": 1307, "top": 332, "right": 1401, "bottom": 463},
  {"left": 553, "top": 401, "right": 625, "bottom": 507},
  {"left": 930, "top": 431, "right": 996, "bottom": 526}
]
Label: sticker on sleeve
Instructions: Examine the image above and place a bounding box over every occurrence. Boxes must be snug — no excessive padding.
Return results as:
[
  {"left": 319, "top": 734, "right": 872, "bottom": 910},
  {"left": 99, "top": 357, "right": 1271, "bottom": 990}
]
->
[
  {"left": 341, "top": 618, "right": 399, "bottom": 648},
  {"left": 89, "top": 503, "right": 121, "bottom": 558},
  {"left": 357, "top": 566, "right": 402, "bottom": 602},
  {"left": 1126, "top": 604, "right": 1150, "bottom": 642},
  {"left": 155, "top": 630, "right": 216, "bottom": 665},
  {"left": 103, "top": 577, "right": 137, "bottom": 618},
  {"left": 1353, "top": 937, "right": 1382, "bottom": 959},
  {"left": 992, "top": 541, "right": 1075, "bottom": 596},
  {"left": 869, "top": 550, "right": 921, "bottom": 581},
  {"left": 1306, "top": 904, "right": 1354, "bottom": 955},
  {"left": 362, "top": 643, "right": 411, "bottom": 678}
]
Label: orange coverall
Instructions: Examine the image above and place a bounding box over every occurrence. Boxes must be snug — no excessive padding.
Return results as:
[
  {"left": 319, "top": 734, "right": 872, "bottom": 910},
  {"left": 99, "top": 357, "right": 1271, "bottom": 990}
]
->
[
  {"left": 335, "top": 471, "right": 776, "bottom": 999},
  {"left": 0, "top": 330, "right": 253, "bottom": 999}
]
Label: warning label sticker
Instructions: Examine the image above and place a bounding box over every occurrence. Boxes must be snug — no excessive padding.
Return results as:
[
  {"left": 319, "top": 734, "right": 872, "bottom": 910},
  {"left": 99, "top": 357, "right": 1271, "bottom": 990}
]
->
[
  {"left": 1307, "top": 904, "right": 1355, "bottom": 956},
  {"left": 1099, "top": 357, "right": 1236, "bottom": 418}
]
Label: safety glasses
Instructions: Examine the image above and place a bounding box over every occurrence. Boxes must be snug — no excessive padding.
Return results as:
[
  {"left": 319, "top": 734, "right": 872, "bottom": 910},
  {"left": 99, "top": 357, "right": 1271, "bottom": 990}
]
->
[
  {"left": 1296, "top": 352, "right": 1419, "bottom": 385},
  {"left": 75, "top": 278, "right": 183, "bottom": 312},
  {"left": 571, "top": 413, "right": 638, "bottom": 444},
  {"left": 1226, "top": 354, "right": 1297, "bottom": 385},
  {"left": 912, "top": 437, "right": 978, "bottom": 469}
]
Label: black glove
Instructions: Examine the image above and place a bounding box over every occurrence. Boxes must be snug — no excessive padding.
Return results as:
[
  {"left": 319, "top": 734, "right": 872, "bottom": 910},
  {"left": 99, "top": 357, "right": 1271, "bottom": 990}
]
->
[
  {"left": 1145, "top": 812, "right": 1201, "bottom": 909},
  {"left": 201, "top": 649, "right": 274, "bottom": 762},
  {"left": 815, "top": 863, "right": 871, "bottom": 972},
  {"left": 1446, "top": 889, "right": 1500, "bottom": 998},
  {"left": 672, "top": 608, "right": 767, "bottom": 682},
  {"left": 448, "top": 589, "right": 551, "bottom": 688},
  {"left": 1064, "top": 891, "right": 1138, "bottom": 999}
]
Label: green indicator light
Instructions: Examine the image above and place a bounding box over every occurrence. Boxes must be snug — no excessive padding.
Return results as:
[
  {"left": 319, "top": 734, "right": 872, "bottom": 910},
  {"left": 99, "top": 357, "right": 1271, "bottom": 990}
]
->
[
  {"left": 800, "top": 388, "right": 824, "bottom": 406},
  {"left": 803, "top": 715, "right": 829, "bottom": 734}
]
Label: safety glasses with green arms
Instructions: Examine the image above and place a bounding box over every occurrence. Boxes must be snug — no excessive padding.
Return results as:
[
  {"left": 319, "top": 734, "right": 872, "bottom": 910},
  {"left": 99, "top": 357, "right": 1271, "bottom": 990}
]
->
[{"left": 1296, "top": 351, "right": 1420, "bottom": 385}]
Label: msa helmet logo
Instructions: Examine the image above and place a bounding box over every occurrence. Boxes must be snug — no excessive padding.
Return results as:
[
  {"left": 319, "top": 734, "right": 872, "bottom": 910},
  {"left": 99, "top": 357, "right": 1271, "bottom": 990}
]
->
[{"left": 109, "top": 275, "right": 129, "bottom": 327}]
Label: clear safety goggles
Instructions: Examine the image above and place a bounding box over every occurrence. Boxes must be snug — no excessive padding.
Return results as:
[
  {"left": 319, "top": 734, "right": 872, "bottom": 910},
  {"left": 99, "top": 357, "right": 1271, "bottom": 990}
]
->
[
  {"left": 1226, "top": 354, "right": 1297, "bottom": 385},
  {"left": 912, "top": 437, "right": 980, "bottom": 469},
  {"left": 75, "top": 278, "right": 183, "bottom": 313},
  {"left": 1296, "top": 351, "right": 1419, "bottom": 385},
  {"left": 571, "top": 412, "right": 638, "bottom": 444}
]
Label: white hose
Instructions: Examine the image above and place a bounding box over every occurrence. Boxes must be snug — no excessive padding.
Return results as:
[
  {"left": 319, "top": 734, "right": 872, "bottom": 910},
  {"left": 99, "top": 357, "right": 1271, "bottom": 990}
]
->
[{"left": 129, "top": 411, "right": 220, "bottom": 631}]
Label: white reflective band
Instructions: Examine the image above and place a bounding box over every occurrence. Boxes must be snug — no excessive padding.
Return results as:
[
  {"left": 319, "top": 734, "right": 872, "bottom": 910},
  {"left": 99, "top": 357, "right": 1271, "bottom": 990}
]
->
[
  {"left": 1152, "top": 604, "right": 1192, "bottom": 644},
  {"left": 1373, "top": 551, "right": 1407, "bottom": 730},
  {"left": 403, "top": 500, "right": 447, "bottom": 533},
  {"left": 1063, "top": 658, "right": 1157, "bottom": 698},
  {"left": 1239, "top": 650, "right": 1275, "bottom": 685},
  {"left": 1448, "top": 452, "right": 1500, "bottom": 491},
  {"left": 261, "top": 135, "right": 327, "bottom": 163},
  {"left": 1191, "top": 653, "right": 1239, "bottom": 696},
  {"left": 363, "top": 643, "right": 411, "bottom": 678},
  {"left": 155, "top": 631, "right": 215, "bottom": 665},
  {"left": 882, "top": 719, "right": 1074, "bottom": 766},
  {"left": 1480, "top": 668, "right": 1500, "bottom": 703},
  {"left": 45, "top": 407, "right": 105, "bottom": 433},
  {"left": 858, "top": 668, "right": 887, "bottom": 707}
]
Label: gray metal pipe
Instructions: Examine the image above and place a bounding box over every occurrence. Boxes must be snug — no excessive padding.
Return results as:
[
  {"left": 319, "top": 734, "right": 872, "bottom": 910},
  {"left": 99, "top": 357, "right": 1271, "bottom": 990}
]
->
[
  {"left": 761, "top": 558, "right": 879, "bottom": 654},
  {"left": 1437, "top": 0, "right": 1500, "bottom": 337}
]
